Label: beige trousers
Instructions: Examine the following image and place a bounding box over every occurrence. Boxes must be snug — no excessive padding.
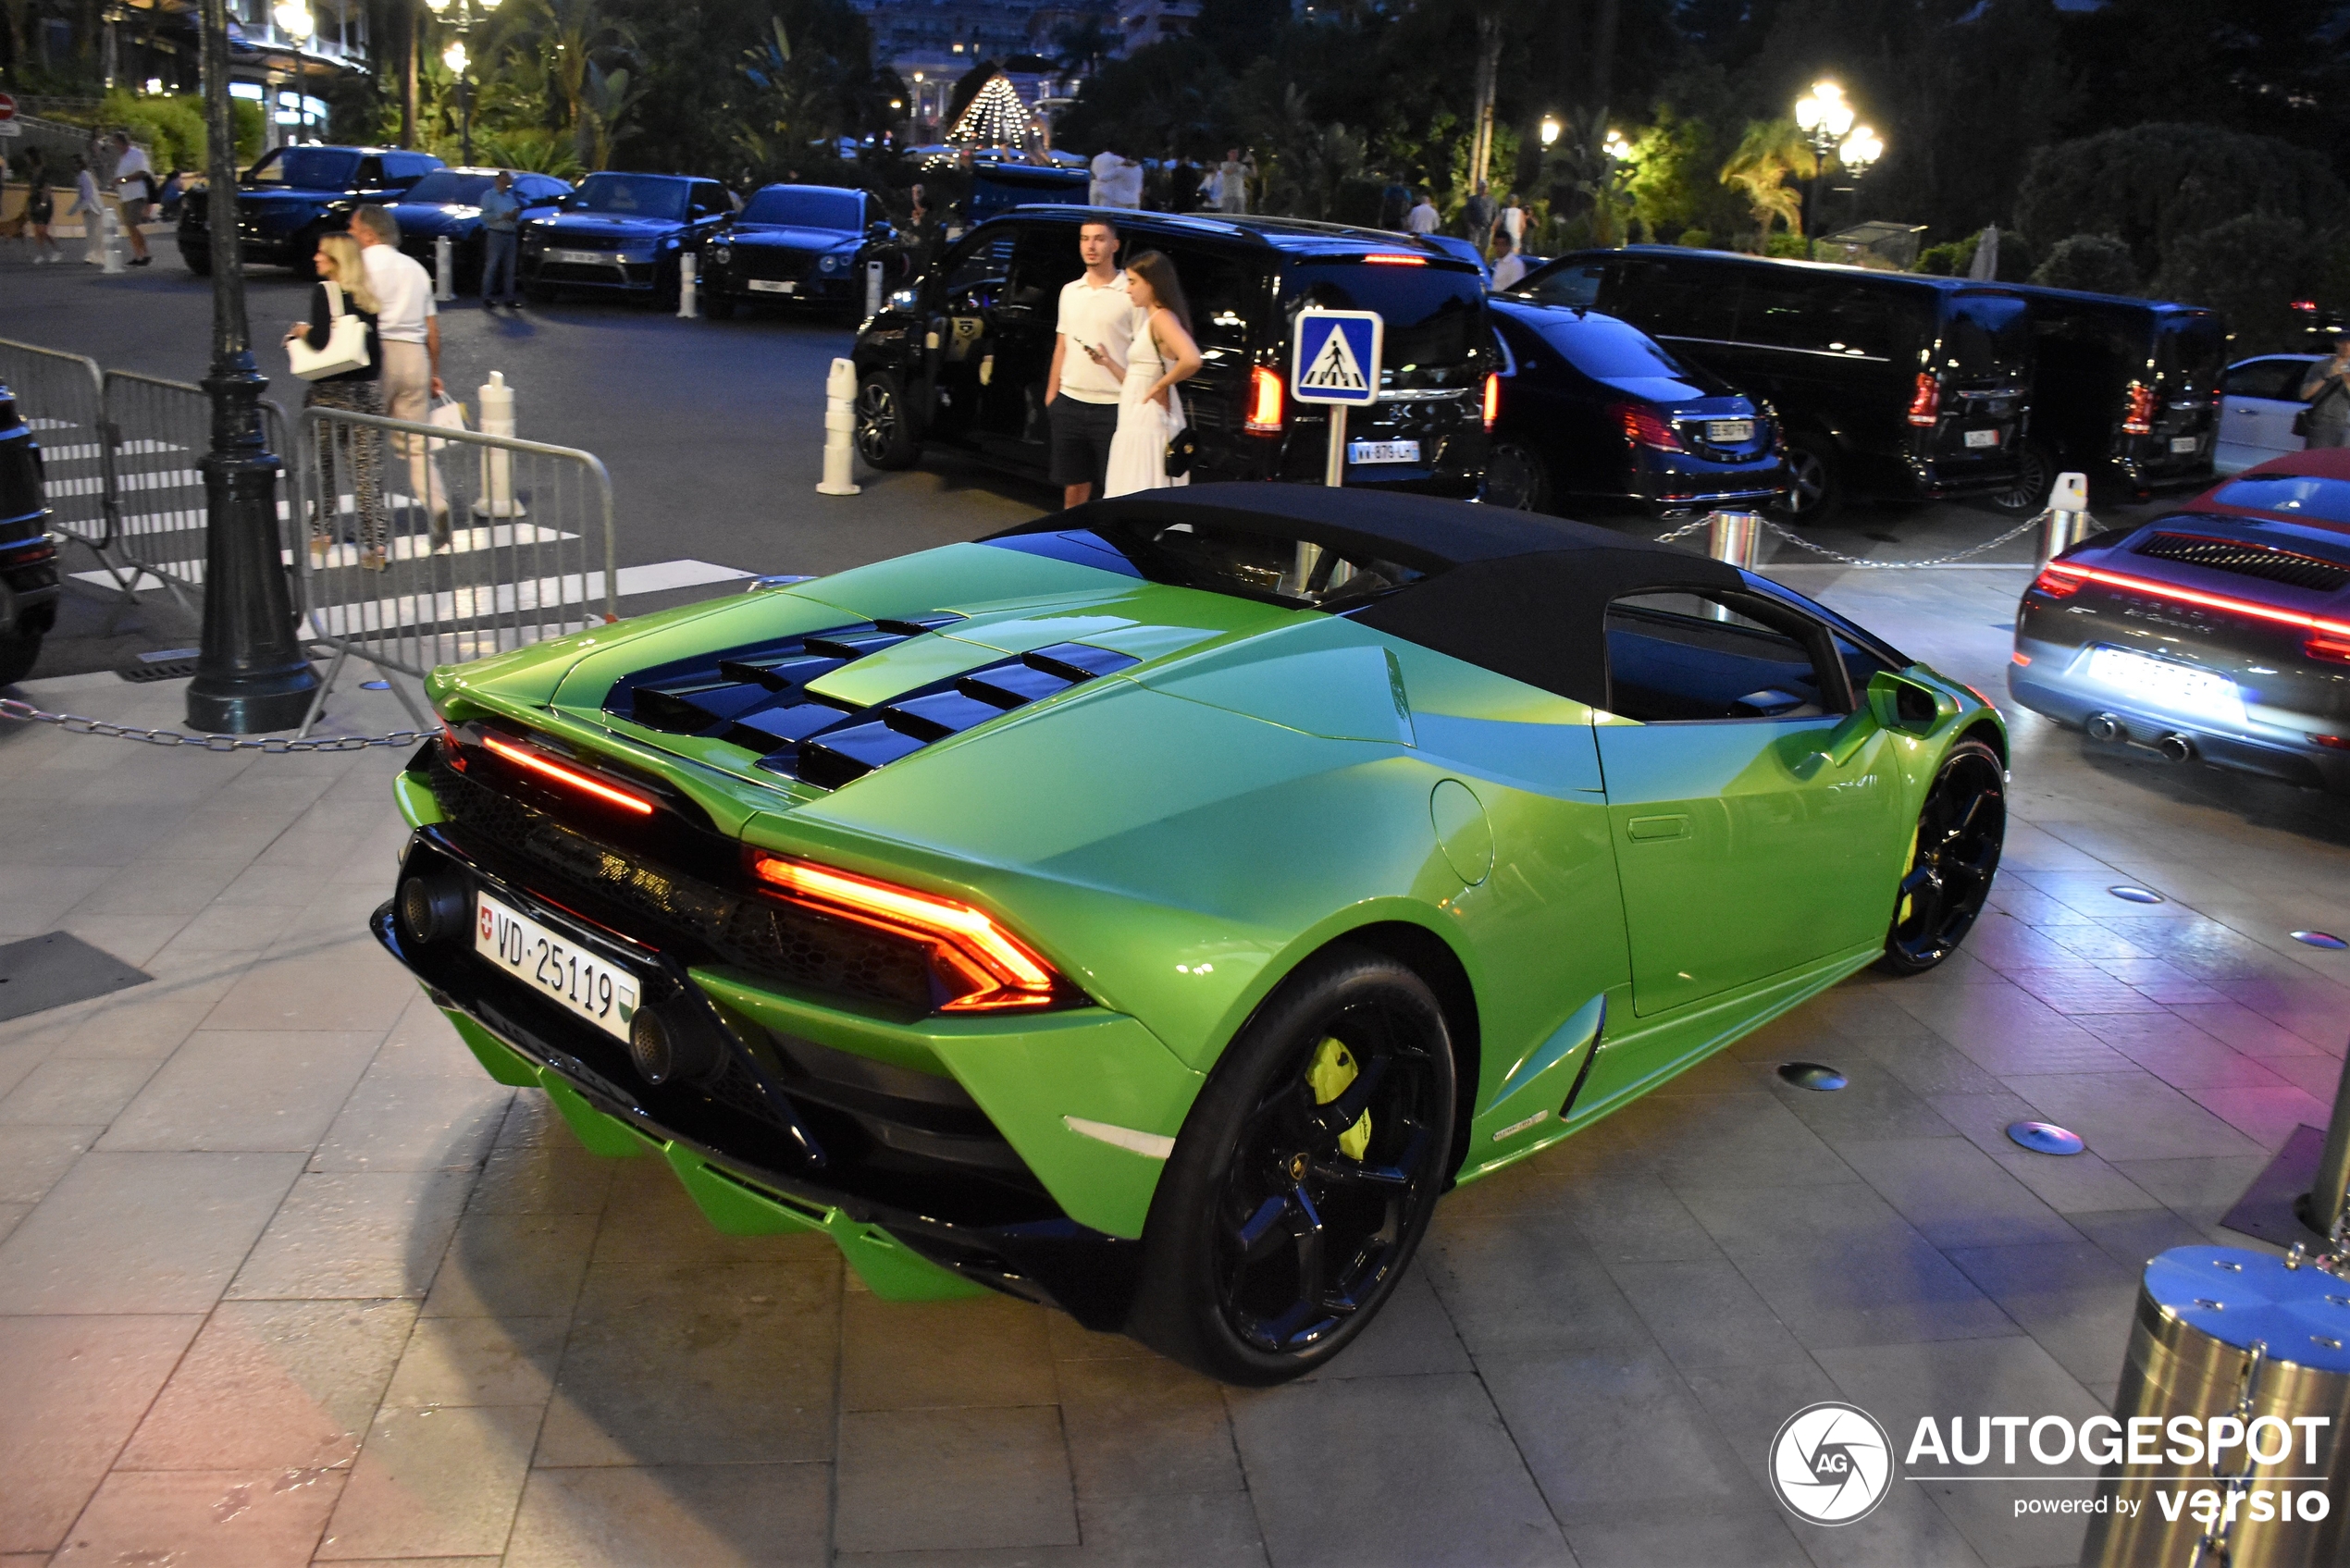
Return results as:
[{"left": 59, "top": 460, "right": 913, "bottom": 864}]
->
[{"left": 379, "top": 340, "right": 448, "bottom": 519}]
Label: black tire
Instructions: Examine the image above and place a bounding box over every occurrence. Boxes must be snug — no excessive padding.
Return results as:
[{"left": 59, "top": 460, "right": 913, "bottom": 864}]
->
[
  {"left": 1770, "top": 438, "right": 1841, "bottom": 523},
  {"left": 0, "top": 630, "right": 42, "bottom": 687},
  {"left": 1876, "top": 736, "right": 2006, "bottom": 976},
  {"left": 179, "top": 243, "right": 212, "bottom": 277},
  {"left": 854, "top": 371, "right": 920, "bottom": 470},
  {"left": 704, "top": 288, "right": 737, "bottom": 320},
  {"left": 1131, "top": 945, "right": 1457, "bottom": 1385},
  {"left": 1984, "top": 440, "right": 2053, "bottom": 515},
  {"left": 1481, "top": 438, "right": 1551, "bottom": 512}
]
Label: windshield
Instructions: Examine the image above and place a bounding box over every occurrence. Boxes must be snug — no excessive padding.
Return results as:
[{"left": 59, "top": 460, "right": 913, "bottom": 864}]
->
[
  {"left": 248, "top": 147, "right": 359, "bottom": 190},
  {"left": 988, "top": 524, "right": 1427, "bottom": 611},
  {"left": 1282, "top": 262, "right": 1485, "bottom": 388},
  {"left": 2209, "top": 476, "right": 2350, "bottom": 526},
  {"left": 741, "top": 187, "right": 862, "bottom": 229},
  {"left": 1540, "top": 312, "right": 1695, "bottom": 383},
  {"left": 1943, "top": 293, "right": 2030, "bottom": 379},
  {"left": 571, "top": 175, "right": 687, "bottom": 221},
  {"left": 401, "top": 171, "right": 496, "bottom": 205},
  {"left": 2158, "top": 315, "right": 2228, "bottom": 389}
]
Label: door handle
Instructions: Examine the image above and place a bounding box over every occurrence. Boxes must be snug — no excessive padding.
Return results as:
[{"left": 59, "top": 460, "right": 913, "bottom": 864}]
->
[{"left": 1626, "top": 814, "right": 1689, "bottom": 843}]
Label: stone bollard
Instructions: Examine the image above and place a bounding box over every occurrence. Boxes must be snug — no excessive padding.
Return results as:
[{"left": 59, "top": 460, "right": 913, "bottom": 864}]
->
[
  {"left": 817, "top": 357, "right": 860, "bottom": 497},
  {"left": 2039, "top": 470, "right": 2096, "bottom": 565},
  {"left": 434, "top": 235, "right": 455, "bottom": 303},
  {"left": 473, "top": 371, "right": 524, "bottom": 519},
  {"left": 677, "top": 252, "right": 699, "bottom": 320}
]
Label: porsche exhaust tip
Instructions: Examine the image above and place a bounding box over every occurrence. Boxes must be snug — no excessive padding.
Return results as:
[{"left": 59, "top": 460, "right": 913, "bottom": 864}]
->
[
  {"left": 2158, "top": 733, "right": 2197, "bottom": 764},
  {"left": 2084, "top": 712, "right": 2126, "bottom": 744}
]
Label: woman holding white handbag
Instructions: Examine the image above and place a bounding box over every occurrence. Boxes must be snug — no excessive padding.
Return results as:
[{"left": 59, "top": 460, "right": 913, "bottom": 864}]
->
[{"left": 284, "top": 233, "right": 390, "bottom": 570}]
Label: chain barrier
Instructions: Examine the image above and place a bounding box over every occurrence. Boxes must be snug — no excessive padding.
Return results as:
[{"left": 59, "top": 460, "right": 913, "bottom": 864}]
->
[
  {"left": 1655, "top": 509, "right": 2051, "bottom": 568},
  {"left": 0, "top": 697, "right": 433, "bottom": 754}
]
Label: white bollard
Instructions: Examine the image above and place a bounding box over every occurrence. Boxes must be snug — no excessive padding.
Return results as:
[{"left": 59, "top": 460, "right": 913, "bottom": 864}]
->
[
  {"left": 473, "top": 370, "right": 525, "bottom": 519},
  {"left": 434, "top": 234, "right": 455, "bottom": 302},
  {"left": 864, "top": 258, "right": 884, "bottom": 321},
  {"left": 2039, "top": 469, "right": 2095, "bottom": 564},
  {"left": 676, "top": 252, "right": 699, "bottom": 319},
  {"left": 817, "top": 356, "right": 861, "bottom": 497},
  {"left": 100, "top": 204, "right": 126, "bottom": 274}
]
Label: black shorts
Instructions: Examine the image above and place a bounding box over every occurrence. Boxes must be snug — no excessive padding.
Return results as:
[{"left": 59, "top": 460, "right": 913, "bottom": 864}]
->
[{"left": 1048, "top": 396, "right": 1119, "bottom": 489}]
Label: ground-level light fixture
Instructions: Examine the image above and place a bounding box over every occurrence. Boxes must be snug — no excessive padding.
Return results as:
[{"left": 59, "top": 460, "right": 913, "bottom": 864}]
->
[{"left": 273, "top": 0, "right": 314, "bottom": 40}]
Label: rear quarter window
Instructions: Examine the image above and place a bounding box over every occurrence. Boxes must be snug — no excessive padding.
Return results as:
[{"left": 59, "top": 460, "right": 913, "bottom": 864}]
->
[
  {"left": 1280, "top": 262, "right": 1486, "bottom": 385},
  {"left": 1152, "top": 246, "right": 1266, "bottom": 353},
  {"left": 1942, "top": 293, "right": 2030, "bottom": 380},
  {"left": 1517, "top": 261, "right": 1604, "bottom": 309},
  {"left": 1612, "top": 258, "right": 1740, "bottom": 342},
  {"left": 2157, "top": 315, "right": 2227, "bottom": 389}
]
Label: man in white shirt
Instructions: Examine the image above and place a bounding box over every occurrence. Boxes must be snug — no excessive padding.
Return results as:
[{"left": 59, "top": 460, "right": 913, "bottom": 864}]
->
[
  {"left": 1088, "top": 150, "right": 1142, "bottom": 210},
  {"left": 1216, "top": 149, "right": 1253, "bottom": 216},
  {"left": 109, "top": 133, "right": 153, "bottom": 265},
  {"left": 1405, "top": 190, "right": 1440, "bottom": 235},
  {"left": 1489, "top": 228, "right": 1528, "bottom": 291},
  {"left": 351, "top": 205, "right": 451, "bottom": 537},
  {"left": 1044, "top": 217, "right": 1140, "bottom": 508}
]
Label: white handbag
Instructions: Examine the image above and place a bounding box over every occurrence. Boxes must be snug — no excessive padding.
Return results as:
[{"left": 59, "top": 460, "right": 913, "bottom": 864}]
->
[
  {"left": 287, "top": 280, "right": 370, "bottom": 381},
  {"left": 426, "top": 392, "right": 469, "bottom": 451}
]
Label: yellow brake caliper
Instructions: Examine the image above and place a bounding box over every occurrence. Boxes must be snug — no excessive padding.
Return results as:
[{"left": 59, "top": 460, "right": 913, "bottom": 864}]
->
[
  {"left": 1896, "top": 824, "right": 1919, "bottom": 923},
  {"left": 1306, "top": 1038, "right": 1372, "bottom": 1163}
]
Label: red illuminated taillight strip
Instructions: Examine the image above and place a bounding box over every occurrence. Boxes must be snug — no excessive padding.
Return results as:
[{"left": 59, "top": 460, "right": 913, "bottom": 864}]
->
[
  {"left": 1481, "top": 372, "right": 1500, "bottom": 432},
  {"left": 1244, "top": 364, "right": 1284, "bottom": 435},
  {"left": 1362, "top": 253, "right": 1427, "bottom": 265},
  {"left": 746, "top": 852, "right": 1070, "bottom": 1012},
  {"left": 480, "top": 732, "right": 655, "bottom": 816},
  {"left": 2035, "top": 560, "right": 2350, "bottom": 653}
]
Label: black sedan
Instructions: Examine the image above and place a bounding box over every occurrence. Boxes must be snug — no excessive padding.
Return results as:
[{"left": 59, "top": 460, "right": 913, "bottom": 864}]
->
[
  {"left": 520, "top": 172, "right": 736, "bottom": 306},
  {"left": 1483, "top": 300, "right": 1788, "bottom": 516},
  {"left": 700, "top": 184, "right": 909, "bottom": 318},
  {"left": 388, "top": 167, "right": 572, "bottom": 290},
  {"left": 2010, "top": 447, "right": 2350, "bottom": 794}
]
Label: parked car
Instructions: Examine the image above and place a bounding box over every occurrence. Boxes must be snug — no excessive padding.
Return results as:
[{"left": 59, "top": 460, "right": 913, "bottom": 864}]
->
[
  {"left": 1996, "top": 287, "right": 2225, "bottom": 507},
  {"left": 0, "top": 381, "right": 61, "bottom": 687},
  {"left": 2216, "top": 354, "right": 2324, "bottom": 475},
  {"left": 851, "top": 208, "right": 1496, "bottom": 498},
  {"left": 178, "top": 144, "right": 444, "bottom": 275},
  {"left": 386, "top": 167, "right": 573, "bottom": 290},
  {"left": 1512, "top": 247, "right": 2031, "bottom": 520},
  {"left": 963, "top": 159, "right": 1089, "bottom": 227},
  {"left": 2010, "top": 446, "right": 2350, "bottom": 794},
  {"left": 375, "top": 482, "right": 2006, "bottom": 1380},
  {"left": 519, "top": 172, "right": 735, "bottom": 305},
  {"left": 700, "top": 184, "right": 909, "bottom": 318},
  {"left": 1484, "top": 299, "right": 1787, "bottom": 515}
]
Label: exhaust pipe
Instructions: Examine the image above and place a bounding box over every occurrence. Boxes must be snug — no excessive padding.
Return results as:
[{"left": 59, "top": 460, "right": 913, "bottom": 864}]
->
[
  {"left": 2157, "top": 733, "right": 2196, "bottom": 763},
  {"left": 2084, "top": 712, "right": 2126, "bottom": 744}
]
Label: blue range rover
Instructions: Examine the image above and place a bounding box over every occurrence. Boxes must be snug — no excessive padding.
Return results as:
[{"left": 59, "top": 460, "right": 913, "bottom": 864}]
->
[
  {"left": 178, "top": 144, "right": 443, "bottom": 275},
  {"left": 519, "top": 172, "right": 734, "bottom": 305}
]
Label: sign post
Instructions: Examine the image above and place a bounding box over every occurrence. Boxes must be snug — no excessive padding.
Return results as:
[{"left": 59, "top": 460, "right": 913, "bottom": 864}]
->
[
  {"left": 1291, "top": 308, "right": 1382, "bottom": 490},
  {"left": 0, "top": 93, "right": 18, "bottom": 137}
]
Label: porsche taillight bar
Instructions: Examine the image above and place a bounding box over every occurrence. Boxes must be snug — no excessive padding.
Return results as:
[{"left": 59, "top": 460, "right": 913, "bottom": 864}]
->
[{"left": 2034, "top": 559, "right": 2350, "bottom": 660}]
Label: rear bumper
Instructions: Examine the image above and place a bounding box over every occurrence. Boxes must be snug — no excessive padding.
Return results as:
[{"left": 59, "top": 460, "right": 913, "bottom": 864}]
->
[{"left": 2008, "top": 655, "right": 2350, "bottom": 792}]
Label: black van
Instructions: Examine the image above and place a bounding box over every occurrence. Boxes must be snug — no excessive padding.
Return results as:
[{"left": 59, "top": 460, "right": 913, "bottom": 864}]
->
[
  {"left": 1512, "top": 247, "right": 2031, "bottom": 519},
  {"left": 849, "top": 208, "right": 1494, "bottom": 497},
  {"left": 1995, "top": 287, "right": 2225, "bottom": 505}
]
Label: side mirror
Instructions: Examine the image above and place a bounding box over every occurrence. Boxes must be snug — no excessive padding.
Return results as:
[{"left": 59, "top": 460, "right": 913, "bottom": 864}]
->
[
  {"left": 1867, "top": 670, "right": 1946, "bottom": 737},
  {"left": 867, "top": 220, "right": 892, "bottom": 240}
]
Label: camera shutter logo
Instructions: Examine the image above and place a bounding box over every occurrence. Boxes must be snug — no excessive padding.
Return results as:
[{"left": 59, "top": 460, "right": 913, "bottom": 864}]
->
[{"left": 1769, "top": 1401, "right": 1895, "bottom": 1525}]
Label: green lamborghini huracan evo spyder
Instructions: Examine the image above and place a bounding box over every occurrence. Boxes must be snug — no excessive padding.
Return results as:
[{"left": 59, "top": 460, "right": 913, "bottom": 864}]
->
[{"left": 376, "top": 483, "right": 2007, "bottom": 1383}]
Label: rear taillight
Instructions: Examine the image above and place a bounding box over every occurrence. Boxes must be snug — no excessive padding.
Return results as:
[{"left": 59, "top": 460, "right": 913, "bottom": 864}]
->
[
  {"left": 1244, "top": 364, "right": 1283, "bottom": 434},
  {"left": 2307, "top": 628, "right": 2350, "bottom": 665},
  {"left": 2029, "top": 566, "right": 2083, "bottom": 599},
  {"left": 481, "top": 732, "right": 655, "bottom": 816},
  {"left": 1906, "top": 372, "right": 1940, "bottom": 427},
  {"left": 1612, "top": 402, "right": 1682, "bottom": 451},
  {"left": 2122, "top": 380, "right": 2157, "bottom": 436},
  {"left": 1481, "top": 373, "right": 1499, "bottom": 432}
]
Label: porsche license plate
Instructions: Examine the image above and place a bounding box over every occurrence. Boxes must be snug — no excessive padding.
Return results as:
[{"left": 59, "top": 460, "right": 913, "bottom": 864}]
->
[
  {"left": 2084, "top": 646, "right": 2240, "bottom": 720},
  {"left": 1705, "top": 419, "right": 1754, "bottom": 443},
  {"left": 2171, "top": 435, "right": 2200, "bottom": 453},
  {"left": 475, "top": 893, "right": 639, "bottom": 1043},
  {"left": 1963, "top": 428, "right": 2000, "bottom": 449},
  {"left": 748, "top": 279, "right": 796, "bottom": 294},
  {"left": 1348, "top": 439, "right": 1420, "bottom": 464},
  {"left": 545, "top": 248, "right": 609, "bottom": 265}
]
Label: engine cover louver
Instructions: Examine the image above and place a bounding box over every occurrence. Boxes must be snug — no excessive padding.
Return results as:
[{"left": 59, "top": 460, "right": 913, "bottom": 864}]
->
[
  {"left": 2134, "top": 533, "right": 2350, "bottom": 595},
  {"left": 608, "top": 619, "right": 1139, "bottom": 790}
]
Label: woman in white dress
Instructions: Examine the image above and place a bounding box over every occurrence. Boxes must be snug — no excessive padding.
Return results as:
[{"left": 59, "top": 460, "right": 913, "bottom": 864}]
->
[{"left": 1102, "top": 251, "right": 1205, "bottom": 497}]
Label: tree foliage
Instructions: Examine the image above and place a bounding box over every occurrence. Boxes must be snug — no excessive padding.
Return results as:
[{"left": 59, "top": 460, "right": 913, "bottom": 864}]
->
[{"left": 2029, "top": 234, "right": 2137, "bottom": 296}]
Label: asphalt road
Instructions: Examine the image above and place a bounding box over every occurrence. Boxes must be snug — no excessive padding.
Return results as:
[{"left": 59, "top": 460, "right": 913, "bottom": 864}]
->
[{"left": 1, "top": 242, "right": 2171, "bottom": 685}]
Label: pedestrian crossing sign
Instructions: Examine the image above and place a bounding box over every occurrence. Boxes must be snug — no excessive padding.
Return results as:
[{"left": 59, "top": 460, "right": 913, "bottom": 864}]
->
[{"left": 1292, "top": 309, "right": 1382, "bottom": 405}]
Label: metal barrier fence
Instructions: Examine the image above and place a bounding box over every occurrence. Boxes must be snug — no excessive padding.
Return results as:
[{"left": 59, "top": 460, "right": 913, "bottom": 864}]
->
[
  {"left": 288, "top": 405, "right": 615, "bottom": 719},
  {"left": 96, "top": 370, "right": 294, "bottom": 615},
  {"left": 0, "top": 338, "right": 118, "bottom": 569}
]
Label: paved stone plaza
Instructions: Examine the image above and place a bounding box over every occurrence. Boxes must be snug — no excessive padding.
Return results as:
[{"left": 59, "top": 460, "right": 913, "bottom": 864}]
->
[{"left": 3, "top": 562, "right": 2347, "bottom": 1568}]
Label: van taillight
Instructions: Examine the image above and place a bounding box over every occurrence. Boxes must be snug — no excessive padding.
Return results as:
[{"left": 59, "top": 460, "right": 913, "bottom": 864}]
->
[
  {"left": 1481, "top": 373, "right": 1499, "bottom": 431},
  {"left": 1906, "top": 373, "right": 1940, "bottom": 427},
  {"left": 1612, "top": 403, "right": 1682, "bottom": 451},
  {"left": 2122, "top": 381, "right": 2157, "bottom": 436},
  {"left": 1244, "top": 365, "right": 1283, "bottom": 434}
]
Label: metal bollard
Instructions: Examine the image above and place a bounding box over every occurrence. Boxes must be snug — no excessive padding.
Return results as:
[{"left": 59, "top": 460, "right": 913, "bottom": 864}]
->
[
  {"left": 676, "top": 252, "right": 699, "bottom": 319},
  {"left": 433, "top": 235, "right": 455, "bottom": 302},
  {"left": 2039, "top": 470, "right": 2096, "bottom": 565},
  {"left": 99, "top": 205, "right": 126, "bottom": 274},
  {"left": 1706, "top": 510, "right": 1762, "bottom": 569},
  {"left": 473, "top": 371, "right": 524, "bottom": 519},
  {"left": 865, "top": 258, "right": 884, "bottom": 321},
  {"left": 816, "top": 357, "right": 860, "bottom": 497},
  {"left": 2082, "top": 1246, "right": 2350, "bottom": 1567}
]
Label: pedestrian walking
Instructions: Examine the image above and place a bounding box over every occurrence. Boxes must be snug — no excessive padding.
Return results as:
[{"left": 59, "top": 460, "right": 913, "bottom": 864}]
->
[
  {"left": 1498, "top": 192, "right": 1525, "bottom": 252},
  {"left": 109, "top": 132, "right": 154, "bottom": 265},
  {"left": 1103, "top": 250, "right": 1203, "bottom": 498},
  {"left": 1169, "top": 154, "right": 1203, "bottom": 216},
  {"left": 1462, "top": 179, "right": 1496, "bottom": 255},
  {"left": 1215, "top": 148, "right": 1254, "bottom": 216},
  {"left": 68, "top": 157, "right": 105, "bottom": 265},
  {"left": 1378, "top": 172, "right": 1412, "bottom": 231},
  {"left": 18, "top": 149, "right": 60, "bottom": 264},
  {"left": 476, "top": 169, "right": 524, "bottom": 308},
  {"left": 1090, "top": 149, "right": 1143, "bottom": 210},
  {"left": 350, "top": 204, "right": 452, "bottom": 544},
  {"left": 1488, "top": 228, "right": 1528, "bottom": 291},
  {"left": 1045, "top": 216, "right": 1141, "bottom": 509},
  {"left": 2303, "top": 330, "right": 2350, "bottom": 450},
  {"left": 1405, "top": 188, "right": 1440, "bottom": 235},
  {"left": 282, "top": 231, "right": 390, "bottom": 570}
]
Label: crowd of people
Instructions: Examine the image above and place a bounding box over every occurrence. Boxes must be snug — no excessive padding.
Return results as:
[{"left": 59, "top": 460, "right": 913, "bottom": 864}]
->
[{"left": 4, "top": 130, "right": 186, "bottom": 266}]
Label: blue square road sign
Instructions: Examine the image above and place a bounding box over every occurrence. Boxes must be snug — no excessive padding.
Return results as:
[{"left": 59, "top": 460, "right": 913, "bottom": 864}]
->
[{"left": 1292, "top": 310, "right": 1382, "bottom": 406}]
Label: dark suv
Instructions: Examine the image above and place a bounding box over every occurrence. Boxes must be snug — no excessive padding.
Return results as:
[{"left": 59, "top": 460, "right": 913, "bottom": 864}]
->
[
  {"left": 179, "top": 144, "right": 444, "bottom": 275},
  {"left": 1998, "top": 288, "right": 2225, "bottom": 505},
  {"left": 1515, "top": 248, "right": 2031, "bottom": 519},
  {"left": 0, "top": 382, "right": 60, "bottom": 686},
  {"left": 520, "top": 172, "right": 735, "bottom": 306},
  {"left": 849, "top": 208, "right": 1494, "bottom": 497}
]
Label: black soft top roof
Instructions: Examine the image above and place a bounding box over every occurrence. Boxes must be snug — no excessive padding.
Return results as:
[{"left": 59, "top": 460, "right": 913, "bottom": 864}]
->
[{"left": 991, "top": 483, "right": 1745, "bottom": 708}]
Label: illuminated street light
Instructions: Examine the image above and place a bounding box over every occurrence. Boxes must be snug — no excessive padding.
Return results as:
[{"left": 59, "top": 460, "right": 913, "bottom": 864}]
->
[
  {"left": 1602, "top": 129, "right": 1629, "bottom": 162},
  {"left": 1793, "top": 80, "right": 1868, "bottom": 257},
  {"left": 442, "top": 38, "right": 468, "bottom": 73},
  {"left": 1539, "top": 115, "right": 1561, "bottom": 147},
  {"left": 1841, "top": 125, "right": 1883, "bottom": 175},
  {"left": 1793, "top": 80, "right": 1853, "bottom": 139},
  {"left": 272, "top": 0, "right": 313, "bottom": 40}
]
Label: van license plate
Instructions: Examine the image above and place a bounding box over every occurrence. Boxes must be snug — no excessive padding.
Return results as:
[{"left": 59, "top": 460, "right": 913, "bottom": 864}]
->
[
  {"left": 748, "top": 279, "right": 796, "bottom": 294},
  {"left": 2171, "top": 436, "right": 2200, "bottom": 453},
  {"left": 1704, "top": 420, "right": 1753, "bottom": 443},
  {"left": 1349, "top": 440, "right": 1420, "bottom": 465},
  {"left": 475, "top": 892, "right": 640, "bottom": 1043},
  {"left": 1963, "top": 428, "right": 2000, "bottom": 449}
]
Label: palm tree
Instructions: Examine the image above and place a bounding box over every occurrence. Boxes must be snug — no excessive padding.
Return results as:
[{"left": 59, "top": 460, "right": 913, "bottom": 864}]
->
[{"left": 1719, "top": 117, "right": 1814, "bottom": 249}]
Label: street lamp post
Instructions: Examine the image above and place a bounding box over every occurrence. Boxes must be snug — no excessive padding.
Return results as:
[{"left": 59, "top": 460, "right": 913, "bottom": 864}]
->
[
  {"left": 187, "top": 0, "right": 319, "bottom": 734},
  {"left": 424, "top": 0, "right": 494, "bottom": 164},
  {"left": 1792, "top": 80, "right": 1882, "bottom": 258}
]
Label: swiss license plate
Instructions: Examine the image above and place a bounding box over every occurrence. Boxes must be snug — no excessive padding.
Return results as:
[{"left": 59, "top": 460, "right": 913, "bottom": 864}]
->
[
  {"left": 1705, "top": 419, "right": 1754, "bottom": 443},
  {"left": 2171, "top": 435, "right": 2200, "bottom": 453},
  {"left": 546, "top": 248, "right": 607, "bottom": 265},
  {"left": 2084, "top": 646, "right": 2241, "bottom": 721},
  {"left": 1963, "top": 427, "right": 2000, "bottom": 449},
  {"left": 748, "top": 278, "right": 796, "bottom": 294},
  {"left": 1348, "top": 439, "right": 1420, "bottom": 465},
  {"left": 475, "top": 892, "right": 640, "bottom": 1043}
]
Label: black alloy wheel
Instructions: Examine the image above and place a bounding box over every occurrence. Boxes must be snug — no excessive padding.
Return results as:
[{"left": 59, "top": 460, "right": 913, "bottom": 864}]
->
[
  {"left": 854, "top": 371, "right": 920, "bottom": 469},
  {"left": 1985, "top": 440, "right": 2053, "bottom": 515},
  {"left": 1480, "top": 438, "right": 1551, "bottom": 512},
  {"left": 1132, "top": 945, "right": 1456, "bottom": 1384},
  {"left": 1878, "top": 736, "right": 2006, "bottom": 976},
  {"left": 1770, "top": 440, "right": 1840, "bottom": 523}
]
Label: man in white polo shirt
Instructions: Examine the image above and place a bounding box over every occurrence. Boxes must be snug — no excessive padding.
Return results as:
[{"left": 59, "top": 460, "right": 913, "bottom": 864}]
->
[
  {"left": 351, "top": 204, "right": 451, "bottom": 539},
  {"left": 1044, "top": 217, "right": 1140, "bottom": 508}
]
